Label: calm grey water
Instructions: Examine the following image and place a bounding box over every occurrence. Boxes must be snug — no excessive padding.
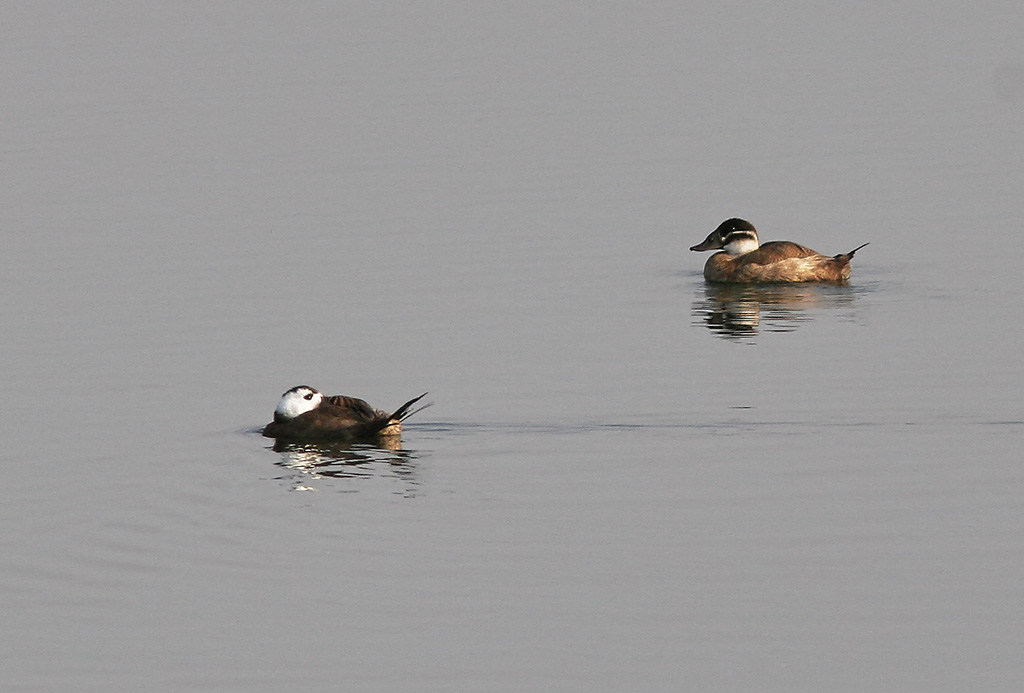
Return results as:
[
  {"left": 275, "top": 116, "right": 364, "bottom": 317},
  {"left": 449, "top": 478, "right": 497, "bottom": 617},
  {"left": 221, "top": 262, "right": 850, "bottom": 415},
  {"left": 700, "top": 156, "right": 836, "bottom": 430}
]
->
[{"left": 3, "top": 4, "right": 1024, "bottom": 691}]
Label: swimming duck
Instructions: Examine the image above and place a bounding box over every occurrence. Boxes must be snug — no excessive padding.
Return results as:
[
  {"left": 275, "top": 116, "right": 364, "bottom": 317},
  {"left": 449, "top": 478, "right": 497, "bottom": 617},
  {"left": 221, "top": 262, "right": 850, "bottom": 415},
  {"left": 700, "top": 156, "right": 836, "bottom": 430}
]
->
[
  {"left": 262, "top": 386, "right": 428, "bottom": 442},
  {"left": 690, "top": 218, "right": 868, "bottom": 283}
]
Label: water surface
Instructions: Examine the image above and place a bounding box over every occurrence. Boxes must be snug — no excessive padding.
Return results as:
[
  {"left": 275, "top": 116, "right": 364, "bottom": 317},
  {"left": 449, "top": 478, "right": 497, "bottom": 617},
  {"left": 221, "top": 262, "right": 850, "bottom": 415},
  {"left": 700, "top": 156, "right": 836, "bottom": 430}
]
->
[{"left": 3, "top": 3, "right": 1023, "bottom": 691}]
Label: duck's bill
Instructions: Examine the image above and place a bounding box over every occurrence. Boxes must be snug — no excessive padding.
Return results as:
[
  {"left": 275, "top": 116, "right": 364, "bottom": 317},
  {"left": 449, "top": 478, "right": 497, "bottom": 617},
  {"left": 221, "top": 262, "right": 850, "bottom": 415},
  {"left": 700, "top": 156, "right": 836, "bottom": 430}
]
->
[{"left": 690, "top": 234, "right": 722, "bottom": 252}]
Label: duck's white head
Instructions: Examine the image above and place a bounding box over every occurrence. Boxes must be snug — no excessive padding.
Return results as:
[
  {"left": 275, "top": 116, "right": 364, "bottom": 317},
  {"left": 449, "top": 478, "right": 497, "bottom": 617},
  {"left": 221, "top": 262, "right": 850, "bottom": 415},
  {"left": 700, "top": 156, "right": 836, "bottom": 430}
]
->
[{"left": 275, "top": 386, "right": 324, "bottom": 420}]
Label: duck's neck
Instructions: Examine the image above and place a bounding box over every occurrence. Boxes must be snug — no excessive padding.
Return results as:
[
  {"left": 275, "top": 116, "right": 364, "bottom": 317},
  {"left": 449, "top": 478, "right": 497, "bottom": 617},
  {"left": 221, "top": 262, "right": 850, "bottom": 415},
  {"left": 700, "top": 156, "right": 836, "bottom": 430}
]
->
[{"left": 723, "top": 234, "right": 759, "bottom": 256}]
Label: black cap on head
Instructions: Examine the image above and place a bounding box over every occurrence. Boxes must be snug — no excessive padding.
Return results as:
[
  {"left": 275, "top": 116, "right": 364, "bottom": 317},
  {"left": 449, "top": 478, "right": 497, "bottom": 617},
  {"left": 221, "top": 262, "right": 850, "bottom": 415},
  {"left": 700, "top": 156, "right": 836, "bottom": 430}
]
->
[{"left": 716, "top": 218, "right": 756, "bottom": 233}]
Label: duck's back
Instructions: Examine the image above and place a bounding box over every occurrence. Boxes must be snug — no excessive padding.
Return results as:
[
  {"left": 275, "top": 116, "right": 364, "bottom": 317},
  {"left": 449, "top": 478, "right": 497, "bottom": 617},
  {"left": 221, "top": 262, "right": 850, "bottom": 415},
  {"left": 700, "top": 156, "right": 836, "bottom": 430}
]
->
[
  {"left": 704, "top": 241, "right": 853, "bottom": 283},
  {"left": 320, "top": 394, "right": 386, "bottom": 422},
  {"left": 740, "top": 241, "right": 820, "bottom": 264}
]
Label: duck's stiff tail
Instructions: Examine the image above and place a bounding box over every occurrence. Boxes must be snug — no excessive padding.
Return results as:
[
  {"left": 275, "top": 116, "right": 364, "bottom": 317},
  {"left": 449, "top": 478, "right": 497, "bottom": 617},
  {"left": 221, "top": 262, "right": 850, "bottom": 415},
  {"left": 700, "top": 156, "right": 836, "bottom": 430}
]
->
[
  {"left": 390, "top": 392, "right": 431, "bottom": 422},
  {"left": 835, "top": 242, "right": 869, "bottom": 263}
]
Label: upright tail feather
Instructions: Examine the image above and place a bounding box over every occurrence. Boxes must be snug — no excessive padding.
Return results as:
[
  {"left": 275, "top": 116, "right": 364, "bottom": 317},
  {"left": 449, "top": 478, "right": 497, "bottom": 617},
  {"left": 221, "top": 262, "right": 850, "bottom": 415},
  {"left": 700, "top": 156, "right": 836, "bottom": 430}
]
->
[
  {"left": 390, "top": 392, "right": 430, "bottom": 422},
  {"left": 836, "top": 242, "right": 869, "bottom": 261}
]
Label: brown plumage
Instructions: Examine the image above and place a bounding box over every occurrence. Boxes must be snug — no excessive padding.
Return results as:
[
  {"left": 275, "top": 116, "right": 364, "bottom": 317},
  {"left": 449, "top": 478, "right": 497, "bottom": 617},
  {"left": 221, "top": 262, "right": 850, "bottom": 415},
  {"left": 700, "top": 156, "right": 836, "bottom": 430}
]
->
[
  {"left": 690, "top": 218, "right": 868, "bottom": 283},
  {"left": 262, "top": 386, "right": 428, "bottom": 442}
]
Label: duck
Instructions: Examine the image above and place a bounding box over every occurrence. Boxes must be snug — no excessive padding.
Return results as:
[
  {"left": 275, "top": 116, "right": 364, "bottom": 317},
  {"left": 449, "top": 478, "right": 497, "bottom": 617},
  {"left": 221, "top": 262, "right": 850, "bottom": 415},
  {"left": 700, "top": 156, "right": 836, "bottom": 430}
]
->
[
  {"left": 262, "top": 386, "right": 428, "bottom": 442},
  {"left": 690, "top": 218, "right": 868, "bottom": 283}
]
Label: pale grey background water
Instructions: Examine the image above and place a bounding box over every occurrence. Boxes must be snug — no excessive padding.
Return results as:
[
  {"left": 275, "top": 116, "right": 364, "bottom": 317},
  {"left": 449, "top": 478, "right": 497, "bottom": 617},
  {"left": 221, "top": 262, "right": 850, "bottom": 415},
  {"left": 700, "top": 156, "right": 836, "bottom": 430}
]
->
[{"left": 3, "top": 4, "right": 1023, "bottom": 691}]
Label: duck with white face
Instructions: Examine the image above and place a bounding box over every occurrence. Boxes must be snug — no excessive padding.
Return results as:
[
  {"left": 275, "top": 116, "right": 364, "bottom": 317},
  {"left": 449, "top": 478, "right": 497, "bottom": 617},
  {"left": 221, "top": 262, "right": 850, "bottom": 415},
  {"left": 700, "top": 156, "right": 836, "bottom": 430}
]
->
[
  {"left": 262, "top": 386, "right": 428, "bottom": 442},
  {"left": 273, "top": 386, "right": 325, "bottom": 420},
  {"left": 690, "top": 218, "right": 868, "bottom": 283}
]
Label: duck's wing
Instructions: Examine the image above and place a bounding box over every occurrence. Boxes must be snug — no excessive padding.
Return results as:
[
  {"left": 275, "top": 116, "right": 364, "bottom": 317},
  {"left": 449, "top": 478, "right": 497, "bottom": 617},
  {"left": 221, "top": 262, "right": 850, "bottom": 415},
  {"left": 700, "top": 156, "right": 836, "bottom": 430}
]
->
[{"left": 735, "top": 241, "right": 820, "bottom": 267}]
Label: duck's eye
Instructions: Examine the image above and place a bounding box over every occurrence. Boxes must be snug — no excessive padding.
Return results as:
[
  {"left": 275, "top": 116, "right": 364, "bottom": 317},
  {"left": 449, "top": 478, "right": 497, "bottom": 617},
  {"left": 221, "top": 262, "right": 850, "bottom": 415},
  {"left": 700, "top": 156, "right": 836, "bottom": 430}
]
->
[{"left": 304, "top": 393, "right": 314, "bottom": 400}]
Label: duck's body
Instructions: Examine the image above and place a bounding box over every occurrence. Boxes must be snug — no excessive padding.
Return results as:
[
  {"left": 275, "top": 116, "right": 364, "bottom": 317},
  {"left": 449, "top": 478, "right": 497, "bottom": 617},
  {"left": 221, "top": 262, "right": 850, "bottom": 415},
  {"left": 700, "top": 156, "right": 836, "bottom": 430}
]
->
[
  {"left": 690, "top": 218, "right": 868, "bottom": 283},
  {"left": 262, "top": 386, "right": 428, "bottom": 442}
]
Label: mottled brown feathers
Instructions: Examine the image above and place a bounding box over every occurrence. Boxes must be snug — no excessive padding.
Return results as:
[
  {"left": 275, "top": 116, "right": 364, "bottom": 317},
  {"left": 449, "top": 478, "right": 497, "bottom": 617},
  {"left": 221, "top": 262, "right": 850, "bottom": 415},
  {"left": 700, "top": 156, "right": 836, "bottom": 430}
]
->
[
  {"left": 733, "top": 241, "right": 820, "bottom": 265},
  {"left": 702, "top": 250, "right": 855, "bottom": 283}
]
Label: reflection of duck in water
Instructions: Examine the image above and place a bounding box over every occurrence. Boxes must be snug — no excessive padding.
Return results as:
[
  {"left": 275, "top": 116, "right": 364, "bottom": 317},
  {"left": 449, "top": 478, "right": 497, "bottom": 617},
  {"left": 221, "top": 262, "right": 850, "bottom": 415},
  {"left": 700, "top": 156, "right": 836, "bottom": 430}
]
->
[
  {"left": 694, "top": 282, "right": 860, "bottom": 340},
  {"left": 262, "top": 386, "right": 428, "bottom": 443},
  {"left": 690, "top": 218, "right": 868, "bottom": 283},
  {"left": 272, "top": 439, "right": 420, "bottom": 494}
]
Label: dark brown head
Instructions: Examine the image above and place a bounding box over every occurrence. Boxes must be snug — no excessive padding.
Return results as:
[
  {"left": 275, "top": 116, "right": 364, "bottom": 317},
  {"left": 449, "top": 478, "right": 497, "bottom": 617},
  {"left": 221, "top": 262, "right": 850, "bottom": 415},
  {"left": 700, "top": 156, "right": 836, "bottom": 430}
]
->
[{"left": 690, "top": 218, "right": 760, "bottom": 255}]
